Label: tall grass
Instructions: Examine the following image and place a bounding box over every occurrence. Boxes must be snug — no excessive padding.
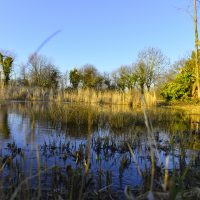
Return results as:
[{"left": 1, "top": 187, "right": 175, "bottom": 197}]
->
[{"left": 0, "top": 85, "right": 157, "bottom": 107}]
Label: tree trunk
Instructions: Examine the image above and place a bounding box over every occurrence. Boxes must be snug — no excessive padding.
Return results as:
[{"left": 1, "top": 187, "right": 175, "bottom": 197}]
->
[{"left": 194, "top": 0, "right": 200, "bottom": 98}]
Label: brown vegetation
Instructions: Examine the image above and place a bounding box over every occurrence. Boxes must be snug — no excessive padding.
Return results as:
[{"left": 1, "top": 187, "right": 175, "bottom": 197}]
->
[{"left": 0, "top": 85, "right": 157, "bottom": 107}]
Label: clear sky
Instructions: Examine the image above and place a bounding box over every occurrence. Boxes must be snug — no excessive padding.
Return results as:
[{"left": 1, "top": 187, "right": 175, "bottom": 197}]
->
[{"left": 0, "top": 0, "right": 196, "bottom": 73}]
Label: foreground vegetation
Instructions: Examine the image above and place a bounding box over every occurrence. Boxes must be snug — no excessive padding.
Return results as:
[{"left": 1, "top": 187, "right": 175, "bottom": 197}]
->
[
  {"left": 0, "top": 133, "right": 199, "bottom": 200},
  {"left": 0, "top": 102, "right": 199, "bottom": 199}
]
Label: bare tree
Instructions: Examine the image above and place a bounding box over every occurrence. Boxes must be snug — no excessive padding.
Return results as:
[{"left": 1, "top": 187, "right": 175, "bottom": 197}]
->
[
  {"left": 137, "top": 47, "right": 167, "bottom": 92},
  {"left": 27, "top": 54, "right": 60, "bottom": 88},
  {"left": 60, "top": 70, "right": 69, "bottom": 90},
  {"left": 19, "top": 63, "right": 29, "bottom": 86}
]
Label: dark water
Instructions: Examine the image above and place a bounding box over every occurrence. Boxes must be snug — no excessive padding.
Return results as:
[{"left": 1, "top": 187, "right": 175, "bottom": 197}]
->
[{"left": 0, "top": 102, "right": 199, "bottom": 199}]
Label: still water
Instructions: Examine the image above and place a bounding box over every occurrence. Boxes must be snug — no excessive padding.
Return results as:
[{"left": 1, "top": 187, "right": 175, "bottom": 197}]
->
[{"left": 0, "top": 101, "right": 199, "bottom": 199}]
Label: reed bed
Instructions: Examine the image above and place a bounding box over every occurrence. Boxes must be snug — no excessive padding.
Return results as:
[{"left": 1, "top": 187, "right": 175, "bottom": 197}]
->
[
  {"left": 7, "top": 102, "right": 195, "bottom": 135},
  {"left": 0, "top": 86, "right": 157, "bottom": 107}
]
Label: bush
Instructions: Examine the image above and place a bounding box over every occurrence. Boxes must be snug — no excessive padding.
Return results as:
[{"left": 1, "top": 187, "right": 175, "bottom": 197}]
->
[{"left": 161, "top": 72, "right": 195, "bottom": 101}]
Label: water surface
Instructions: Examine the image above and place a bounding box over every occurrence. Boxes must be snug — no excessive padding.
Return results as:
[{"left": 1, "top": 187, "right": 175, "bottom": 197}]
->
[{"left": 0, "top": 102, "right": 199, "bottom": 199}]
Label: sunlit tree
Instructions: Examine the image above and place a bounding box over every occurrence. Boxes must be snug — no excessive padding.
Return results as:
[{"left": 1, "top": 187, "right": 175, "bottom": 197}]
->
[
  {"left": 79, "top": 65, "right": 103, "bottom": 89},
  {"left": 0, "top": 52, "right": 14, "bottom": 86},
  {"left": 137, "top": 47, "right": 167, "bottom": 92},
  {"left": 69, "top": 68, "right": 81, "bottom": 89}
]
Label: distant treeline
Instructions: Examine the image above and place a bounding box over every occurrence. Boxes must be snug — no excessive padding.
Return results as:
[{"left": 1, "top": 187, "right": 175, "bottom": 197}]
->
[{"left": 0, "top": 48, "right": 199, "bottom": 102}]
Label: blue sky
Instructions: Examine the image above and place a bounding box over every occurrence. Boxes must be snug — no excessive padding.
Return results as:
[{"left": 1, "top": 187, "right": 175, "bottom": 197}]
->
[{"left": 0, "top": 0, "right": 196, "bottom": 73}]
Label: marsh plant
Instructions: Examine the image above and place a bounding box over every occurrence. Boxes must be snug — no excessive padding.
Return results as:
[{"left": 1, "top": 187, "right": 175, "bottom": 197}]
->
[
  {"left": 0, "top": 130, "right": 199, "bottom": 199},
  {"left": 0, "top": 102, "right": 199, "bottom": 199}
]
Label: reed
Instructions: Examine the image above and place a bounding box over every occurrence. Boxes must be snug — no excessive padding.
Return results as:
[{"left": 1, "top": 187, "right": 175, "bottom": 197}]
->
[{"left": 0, "top": 86, "right": 157, "bottom": 107}]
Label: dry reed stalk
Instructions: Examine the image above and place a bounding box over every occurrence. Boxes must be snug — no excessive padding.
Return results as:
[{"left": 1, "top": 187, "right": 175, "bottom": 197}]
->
[
  {"left": 36, "top": 144, "right": 41, "bottom": 200},
  {"left": 0, "top": 86, "right": 157, "bottom": 107},
  {"left": 164, "top": 155, "right": 169, "bottom": 191},
  {"left": 140, "top": 94, "right": 161, "bottom": 165},
  {"left": 84, "top": 112, "right": 91, "bottom": 175},
  {"left": 139, "top": 92, "right": 160, "bottom": 195},
  {"left": 127, "top": 142, "right": 143, "bottom": 177}
]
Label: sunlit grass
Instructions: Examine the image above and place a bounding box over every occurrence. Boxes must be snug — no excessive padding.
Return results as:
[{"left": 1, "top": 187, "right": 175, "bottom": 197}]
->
[{"left": 0, "top": 86, "right": 157, "bottom": 107}]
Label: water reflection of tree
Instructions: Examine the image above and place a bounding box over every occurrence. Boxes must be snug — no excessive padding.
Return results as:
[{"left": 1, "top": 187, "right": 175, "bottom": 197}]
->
[{"left": 0, "top": 108, "right": 10, "bottom": 139}]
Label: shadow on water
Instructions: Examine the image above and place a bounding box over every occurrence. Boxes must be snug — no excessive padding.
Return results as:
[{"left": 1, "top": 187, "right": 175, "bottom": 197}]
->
[{"left": 0, "top": 102, "right": 199, "bottom": 199}]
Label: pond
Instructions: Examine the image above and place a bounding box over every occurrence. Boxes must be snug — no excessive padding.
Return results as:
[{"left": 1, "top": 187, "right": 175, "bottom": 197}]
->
[{"left": 0, "top": 102, "right": 199, "bottom": 199}]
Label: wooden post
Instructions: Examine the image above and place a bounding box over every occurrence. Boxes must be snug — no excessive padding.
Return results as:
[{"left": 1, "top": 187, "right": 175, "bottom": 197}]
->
[{"left": 194, "top": 0, "right": 200, "bottom": 98}]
